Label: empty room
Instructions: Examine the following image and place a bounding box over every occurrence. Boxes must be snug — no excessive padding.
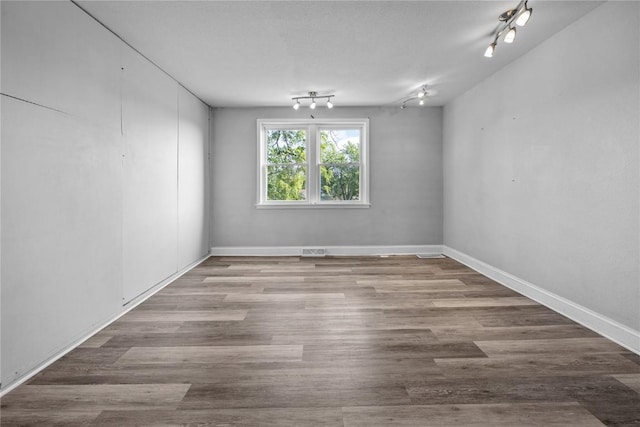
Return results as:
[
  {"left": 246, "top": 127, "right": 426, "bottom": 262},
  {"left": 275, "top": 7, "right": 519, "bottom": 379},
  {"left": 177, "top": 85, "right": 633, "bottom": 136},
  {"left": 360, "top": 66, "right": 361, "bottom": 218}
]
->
[{"left": 1, "top": 0, "right": 638, "bottom": 425}]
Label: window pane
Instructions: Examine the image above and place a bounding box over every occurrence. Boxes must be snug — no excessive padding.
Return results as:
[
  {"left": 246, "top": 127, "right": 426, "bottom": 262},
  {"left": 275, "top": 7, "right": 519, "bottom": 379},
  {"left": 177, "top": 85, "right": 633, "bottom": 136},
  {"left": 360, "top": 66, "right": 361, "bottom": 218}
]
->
[
  {"left": 258, "top": 119, "right": 368, "bottom": 206},
  {"left": 320, "top": 129, "right": 360, "bottom": 164},
  {"left": 267, "top": 165, "right": 307, "bottom": 201},
  {"left": 320, "top": 165, "right": 360, "bottom": 201},
  {"left": 267, "top": 129, "right": 306, "bottom": 164}
]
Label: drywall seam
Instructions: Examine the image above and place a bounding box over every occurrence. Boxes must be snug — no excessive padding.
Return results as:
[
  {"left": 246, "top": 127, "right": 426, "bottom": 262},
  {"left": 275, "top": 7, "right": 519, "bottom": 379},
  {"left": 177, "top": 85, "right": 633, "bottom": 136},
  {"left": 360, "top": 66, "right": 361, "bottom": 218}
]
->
[
  {"left": 0, "top": 92, "right": 68, "bottom": 114},
  {"left": 69, "top": 1, "right": 208, "bottom": 107}
]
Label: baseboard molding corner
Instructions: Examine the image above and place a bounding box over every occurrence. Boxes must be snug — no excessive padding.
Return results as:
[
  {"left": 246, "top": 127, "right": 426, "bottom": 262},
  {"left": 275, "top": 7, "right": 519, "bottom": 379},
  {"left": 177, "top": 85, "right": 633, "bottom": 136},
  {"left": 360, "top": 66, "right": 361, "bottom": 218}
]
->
[
  {"left": 442, "top": 245, "right": 640, "bottom": 355},
  {"left": 209, "top": 245, "right": 443, "bottom": 257}
]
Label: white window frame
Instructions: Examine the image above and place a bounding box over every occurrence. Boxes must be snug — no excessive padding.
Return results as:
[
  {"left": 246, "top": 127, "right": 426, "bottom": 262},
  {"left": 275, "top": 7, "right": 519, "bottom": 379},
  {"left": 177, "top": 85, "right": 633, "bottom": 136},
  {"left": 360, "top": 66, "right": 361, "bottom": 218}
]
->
[{"left": 257, "top": 118, "right": 370, "bottom": 208}]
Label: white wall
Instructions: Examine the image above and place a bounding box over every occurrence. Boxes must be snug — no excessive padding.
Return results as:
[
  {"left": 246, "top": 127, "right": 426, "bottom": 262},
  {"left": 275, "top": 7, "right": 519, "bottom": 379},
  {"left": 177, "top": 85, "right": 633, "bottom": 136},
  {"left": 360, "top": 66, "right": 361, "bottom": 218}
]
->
[
  {"left": 178, "top": 87, "right": 210, "bottom": 270},
  {"left": 443, "top": 2, "right": 639, "bottom": 345},
  {"left": 1, "top": 0, "right": 4, "bottom": 386},
  {"left": 1, "top": 1, "right": 210, "bottom": 390},
  {"left": 210, "top": 107, "right": 443, "bottom": 250},
  {"left": 121, "top": 46, "right": 180, "bottom": 303}
]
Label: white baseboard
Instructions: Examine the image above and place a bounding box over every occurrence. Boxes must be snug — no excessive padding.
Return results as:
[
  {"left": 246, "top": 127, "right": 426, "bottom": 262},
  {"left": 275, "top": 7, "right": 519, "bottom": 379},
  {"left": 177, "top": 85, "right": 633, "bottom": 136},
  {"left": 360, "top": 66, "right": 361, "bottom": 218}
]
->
[
  {"left": 442, "top": 246, "right": 640, "bottom": 355},
  {"left": 0, "top": 254, "right": 210, "bottom": 397},
  {"left": 209, "top": 245, "right": 444, "bottom": 257}
]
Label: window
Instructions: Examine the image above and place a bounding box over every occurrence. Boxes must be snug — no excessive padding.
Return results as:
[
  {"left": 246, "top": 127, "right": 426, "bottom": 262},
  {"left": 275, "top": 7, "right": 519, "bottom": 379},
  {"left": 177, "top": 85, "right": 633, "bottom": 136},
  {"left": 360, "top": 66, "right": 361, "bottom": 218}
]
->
[{"left": 258, "top": 119, "right": 369, "bottom": 207}]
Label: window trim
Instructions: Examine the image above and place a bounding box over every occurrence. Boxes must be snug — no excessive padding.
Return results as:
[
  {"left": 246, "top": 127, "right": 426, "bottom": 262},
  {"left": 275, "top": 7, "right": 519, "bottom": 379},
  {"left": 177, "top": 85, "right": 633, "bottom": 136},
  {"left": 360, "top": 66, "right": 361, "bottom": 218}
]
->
[{"left": 257, "top": 118, "right": 369, "bottom": 208}]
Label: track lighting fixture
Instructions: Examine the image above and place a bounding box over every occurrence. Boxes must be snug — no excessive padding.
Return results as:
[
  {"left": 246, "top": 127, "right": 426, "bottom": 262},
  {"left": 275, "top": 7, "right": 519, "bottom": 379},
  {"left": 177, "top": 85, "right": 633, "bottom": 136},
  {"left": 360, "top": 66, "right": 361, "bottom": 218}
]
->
[
  {"left": 484, "top": 0, "right": 532, "bottom": 57},
  {"left": 292, "top": 91, "right": 335, "bottom": 110},
  {"left": 401, "top": 85, "right": 431, "bottom": 109},
  {"left": 504, "top": 26, "right": 516, "bottom": 43}
]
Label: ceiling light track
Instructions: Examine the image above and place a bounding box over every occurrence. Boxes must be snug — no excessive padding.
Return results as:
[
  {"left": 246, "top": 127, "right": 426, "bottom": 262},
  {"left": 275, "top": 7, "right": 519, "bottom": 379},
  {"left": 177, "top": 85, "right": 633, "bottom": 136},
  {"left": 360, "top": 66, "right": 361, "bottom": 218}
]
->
[
  {"left": 484, "top": 0, "right": 532, "bottom": 58},
  {"left": 400, "top": 86, "right": 430, "bottom": 109},
  {"left": 292, "top": 91, "right": 335, "bottom": 110}
]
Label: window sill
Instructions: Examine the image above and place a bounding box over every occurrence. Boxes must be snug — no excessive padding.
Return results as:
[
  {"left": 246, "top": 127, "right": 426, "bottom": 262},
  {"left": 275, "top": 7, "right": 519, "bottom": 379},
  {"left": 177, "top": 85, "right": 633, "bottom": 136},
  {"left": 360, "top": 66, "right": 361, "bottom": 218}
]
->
[{"left": 256, "top": 203, "right": 371, "bottom": 210}]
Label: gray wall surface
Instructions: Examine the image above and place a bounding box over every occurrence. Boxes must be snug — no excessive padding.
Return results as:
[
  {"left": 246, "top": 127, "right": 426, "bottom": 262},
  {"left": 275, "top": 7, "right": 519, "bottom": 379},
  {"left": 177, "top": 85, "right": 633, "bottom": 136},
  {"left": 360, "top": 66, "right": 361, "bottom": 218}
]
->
[
  {"left": 443, "top": 2, "right": 639, "bottom": 331},
  {"left": 210, "top": 107, "right": 443, "bottom": 248},
  {"left": 1, "top": 1, "right": 209, "bottom": 389}
]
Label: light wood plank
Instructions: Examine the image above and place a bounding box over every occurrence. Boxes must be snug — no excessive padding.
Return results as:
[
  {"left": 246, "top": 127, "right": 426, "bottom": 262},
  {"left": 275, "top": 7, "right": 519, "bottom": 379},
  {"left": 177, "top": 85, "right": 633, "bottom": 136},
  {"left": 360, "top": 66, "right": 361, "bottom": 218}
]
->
[
  {"left": 1, "top": 384, "right": 190, "bottom": 410},
  {"left": 116, "top": 345, "right": 304, "bottom": 364},
  {"left": 432, "top": 296, "right": 538, "bottom": 307},
  {"left": 612, "top": 373, "right": 640, "bottom": 393},
  {"left": 79, "top": 333, "right": 113, "bottom": 348},
  {"left": 123, "top": 310, "right": 247, "bottom": 321},
  {"left": 224, "top": 293, "right": 345, "bottom": 302},
  {"left": 475, "top": 337, "right": 628, "bottom": 356}
]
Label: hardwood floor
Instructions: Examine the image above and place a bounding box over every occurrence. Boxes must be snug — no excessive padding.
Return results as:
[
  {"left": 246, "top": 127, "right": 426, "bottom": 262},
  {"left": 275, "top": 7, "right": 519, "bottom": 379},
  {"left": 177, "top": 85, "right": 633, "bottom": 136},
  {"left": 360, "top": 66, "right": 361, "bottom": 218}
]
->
[{"left": 2, "top": 256, "right": 639, "bottom": 426}]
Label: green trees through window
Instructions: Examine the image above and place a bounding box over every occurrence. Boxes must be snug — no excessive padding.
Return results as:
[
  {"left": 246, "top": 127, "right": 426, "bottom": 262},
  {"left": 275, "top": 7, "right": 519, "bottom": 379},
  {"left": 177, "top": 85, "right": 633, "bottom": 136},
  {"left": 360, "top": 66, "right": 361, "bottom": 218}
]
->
[
  {"left": 266, "top": 129, "right": 307, "bottom": 201},
  {"left": 320, "top": 130, "right": 360, "bottom": 201}
]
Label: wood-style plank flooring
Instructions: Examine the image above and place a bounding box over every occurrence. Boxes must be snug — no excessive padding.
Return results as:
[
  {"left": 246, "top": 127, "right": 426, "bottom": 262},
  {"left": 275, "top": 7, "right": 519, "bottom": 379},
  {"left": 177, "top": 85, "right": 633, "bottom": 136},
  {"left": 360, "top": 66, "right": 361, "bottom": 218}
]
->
[{"left": 2, "top": 256, "right": 639, "bottom": 426}]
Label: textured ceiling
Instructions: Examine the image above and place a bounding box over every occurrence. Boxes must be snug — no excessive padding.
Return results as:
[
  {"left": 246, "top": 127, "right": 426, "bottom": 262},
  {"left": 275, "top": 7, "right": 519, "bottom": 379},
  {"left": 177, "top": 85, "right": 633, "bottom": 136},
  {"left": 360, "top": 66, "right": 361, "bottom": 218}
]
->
[{"left": 77, "top": 1, "right": 603, "bottom": 107}]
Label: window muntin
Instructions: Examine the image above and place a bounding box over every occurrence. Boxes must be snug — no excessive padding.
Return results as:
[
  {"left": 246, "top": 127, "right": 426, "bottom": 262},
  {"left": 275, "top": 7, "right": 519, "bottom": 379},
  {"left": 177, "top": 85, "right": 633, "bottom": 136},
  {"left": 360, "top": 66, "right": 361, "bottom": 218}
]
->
[{"left": 258, "top": 119, "right": 369, "bottom": 207}]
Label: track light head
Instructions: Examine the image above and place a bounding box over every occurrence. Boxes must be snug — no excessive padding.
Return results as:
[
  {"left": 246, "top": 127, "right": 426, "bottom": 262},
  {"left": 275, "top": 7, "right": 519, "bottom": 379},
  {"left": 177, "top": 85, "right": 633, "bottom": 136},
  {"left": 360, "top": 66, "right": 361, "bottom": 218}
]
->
[
  {"left": 484, "top": 42, "right": 496, "bottom": 58},
  {"left": 326, "top": 98, "right": 333, "bottom": 109},
  {"left": 504, "top": 26, "right": 516, "bottom": 43},
  {"left": 293, "top": 100, "right": 300, "bottom": 110},
  {"left": 309, "top": 99, "right": 316, "bottom": 109},
  {"left": 515, "top": 7, "right": 531, "bottom": 26}
]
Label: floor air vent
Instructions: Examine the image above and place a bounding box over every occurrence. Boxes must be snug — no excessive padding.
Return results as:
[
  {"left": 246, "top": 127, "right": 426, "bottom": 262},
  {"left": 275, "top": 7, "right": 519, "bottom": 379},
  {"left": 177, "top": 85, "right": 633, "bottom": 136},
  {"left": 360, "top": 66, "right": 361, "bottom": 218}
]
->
[{"left": 302, "top": 248, "right": 326, "bottom": 257}]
